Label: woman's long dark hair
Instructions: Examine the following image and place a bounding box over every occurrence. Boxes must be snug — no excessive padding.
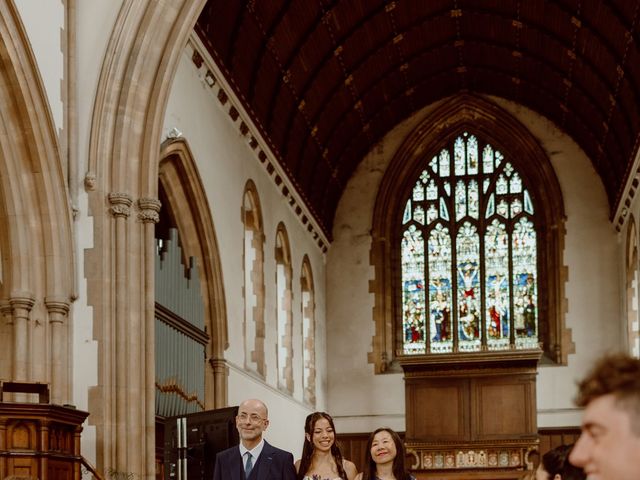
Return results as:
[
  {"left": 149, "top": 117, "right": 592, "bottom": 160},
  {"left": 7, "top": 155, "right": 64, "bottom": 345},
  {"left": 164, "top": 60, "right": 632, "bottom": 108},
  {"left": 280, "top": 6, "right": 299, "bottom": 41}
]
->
[
  {"left": 541, "top": 444, "right": 586, "bottom": 480},
  {"left": 361, "top": 428, "right": 412, "bottom": 480},
  {"left": 296, "top": 412, "right": 347, "bottom": 480}
]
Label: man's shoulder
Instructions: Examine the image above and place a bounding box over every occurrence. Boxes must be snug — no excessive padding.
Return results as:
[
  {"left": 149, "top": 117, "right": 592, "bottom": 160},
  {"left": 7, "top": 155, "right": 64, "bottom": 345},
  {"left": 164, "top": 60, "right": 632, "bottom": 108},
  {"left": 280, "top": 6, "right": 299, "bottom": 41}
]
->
[
  {"left": 262, "top": 441, "right": 294, "bottom": 458},
  {"left": 216, "top": 445, "right": 239, "bottom": 458}
]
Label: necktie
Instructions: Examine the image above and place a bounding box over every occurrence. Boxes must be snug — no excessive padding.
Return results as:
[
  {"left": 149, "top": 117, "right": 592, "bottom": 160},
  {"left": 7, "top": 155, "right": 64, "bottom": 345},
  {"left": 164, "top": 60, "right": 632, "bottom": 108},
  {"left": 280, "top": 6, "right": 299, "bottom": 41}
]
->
[{"left": 244, "top": 452, "right": 253, "bottom": 478}]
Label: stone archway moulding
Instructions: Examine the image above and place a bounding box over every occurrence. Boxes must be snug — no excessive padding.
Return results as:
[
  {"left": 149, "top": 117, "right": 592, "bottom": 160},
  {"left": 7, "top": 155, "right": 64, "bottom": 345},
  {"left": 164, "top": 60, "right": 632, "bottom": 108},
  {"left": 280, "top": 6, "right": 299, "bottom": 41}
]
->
[
  {"left": 0, "top": 0, "right": 74, "bottom": 402},
  {"left": 159, "top": 137, "right": 229, "bottom": 409},
  {"left": 84, "top": 1, "right": 206, "bottom": 478}
]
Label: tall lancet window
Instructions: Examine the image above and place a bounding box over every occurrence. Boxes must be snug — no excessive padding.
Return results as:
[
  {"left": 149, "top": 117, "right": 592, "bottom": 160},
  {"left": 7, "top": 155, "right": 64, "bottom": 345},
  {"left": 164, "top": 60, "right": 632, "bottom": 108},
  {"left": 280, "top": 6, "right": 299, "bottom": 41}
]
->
[
  {"left": 301, "top": 256, "right": 316, "bottom": 406},
  {"left": 243, "top": 181, "right": 266, "bottom": 376},
  {"left": 401, "top": 132, "right": 538, "bottom": 354},
  {"left": 626, "top": 217, "right": 639, "bottom": 358},
  {"left": 275, "top": 224, "right": 293, "bottom": 393}
]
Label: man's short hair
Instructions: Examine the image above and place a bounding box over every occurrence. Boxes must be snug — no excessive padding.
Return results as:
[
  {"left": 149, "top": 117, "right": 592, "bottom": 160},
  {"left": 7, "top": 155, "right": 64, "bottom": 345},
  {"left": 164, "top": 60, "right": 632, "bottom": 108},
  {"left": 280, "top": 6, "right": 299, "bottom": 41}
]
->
[{"left": 575, "top": 353, "right": 640, "bottom": 435}]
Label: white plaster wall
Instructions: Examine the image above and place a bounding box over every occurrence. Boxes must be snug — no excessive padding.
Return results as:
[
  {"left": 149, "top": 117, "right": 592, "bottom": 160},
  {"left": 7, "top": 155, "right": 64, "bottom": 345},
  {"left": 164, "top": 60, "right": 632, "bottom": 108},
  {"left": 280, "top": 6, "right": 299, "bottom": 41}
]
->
[
  {"left": 326, "top": 95, "right": 621, "bottom": 434},
  {"left": 163, "top": 46, "right": 328, "bottom": 455},
  {"left": 14, "top": 0, "right": 64, "bottom": 133}
]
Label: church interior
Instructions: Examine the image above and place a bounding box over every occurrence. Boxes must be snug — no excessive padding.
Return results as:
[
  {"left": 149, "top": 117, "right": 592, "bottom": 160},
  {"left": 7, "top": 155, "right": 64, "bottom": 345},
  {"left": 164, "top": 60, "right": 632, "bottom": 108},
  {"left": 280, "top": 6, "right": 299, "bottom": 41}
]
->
[{"left": 0, "top": 1, "right": 638, "bottom": 479}]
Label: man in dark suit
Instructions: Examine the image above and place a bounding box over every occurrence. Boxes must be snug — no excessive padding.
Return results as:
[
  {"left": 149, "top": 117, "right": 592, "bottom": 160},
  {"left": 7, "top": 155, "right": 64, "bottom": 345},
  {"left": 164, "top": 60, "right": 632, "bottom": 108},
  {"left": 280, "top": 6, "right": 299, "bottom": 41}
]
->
[{"left": 213, "top": 398, "right": 297, "bottom": 480}]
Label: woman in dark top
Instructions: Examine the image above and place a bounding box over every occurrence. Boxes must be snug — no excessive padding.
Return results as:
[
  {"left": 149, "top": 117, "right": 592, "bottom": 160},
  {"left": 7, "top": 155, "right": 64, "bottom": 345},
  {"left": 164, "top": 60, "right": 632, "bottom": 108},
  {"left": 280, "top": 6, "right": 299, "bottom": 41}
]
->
[{"left": 355, "top": 428, "right": 414, "bottom": 480}]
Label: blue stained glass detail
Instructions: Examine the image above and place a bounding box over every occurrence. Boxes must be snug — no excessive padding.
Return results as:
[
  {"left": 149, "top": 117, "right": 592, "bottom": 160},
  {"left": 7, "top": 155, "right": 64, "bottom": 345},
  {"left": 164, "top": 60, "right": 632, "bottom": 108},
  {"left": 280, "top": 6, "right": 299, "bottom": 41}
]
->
[
  {"left": 426, "top": 204, "right": 438, "bottom": 224},
  {"left": 440, "top": 198, "right": 449, "bottom": 221},
  {"left": 440, "top": 150, "right": 450, "bottom": 176},
  {"left": 402, "top": 225, "right": 426, "bottom": 353},
  {"left": 468, "top": 180, "right": 479, "bottom": 219},
  {"left": 455, "top": 181, "right": 466, "bottom": 221},
  {"left": 426, "top": 179, "right": 438, "bottom": 200},
  {"left": 483, "top": 145, "right": 494, "bottom": 173},
  {"left": 413, "top": 182, "right": 424, "bottom": 201},
  {"left": 524, "top": 190, "right": 534, "bottom": 214},
  {"left": 403, "top": 200, "right": 411, "bottom": 224},
  {"left": 454, "top": 137, "right": 465, "bottom": 175},
  {"left": 510, "top": 173, "right": 522, "bottom": 193},
  {"left": 496, "top": 175, "right": 508, "bottom": 194},
  {"left": 467, "top": 135, "right": 478, "bottom": 174},
  {"left": 486, "top": 194, "right": 495, "bottom": 218}
]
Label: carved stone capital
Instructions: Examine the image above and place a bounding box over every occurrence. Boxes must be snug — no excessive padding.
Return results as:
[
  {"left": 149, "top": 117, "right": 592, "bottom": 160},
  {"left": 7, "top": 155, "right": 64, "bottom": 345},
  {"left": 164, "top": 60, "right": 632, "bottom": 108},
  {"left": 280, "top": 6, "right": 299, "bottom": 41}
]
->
[
  {"left": 108, "top": 192, "right": 133, "bottom": 218},
  {"left": 138, "top": 197, "right": 161, "bottom": 224},
  {"left": 45, "top": 296, "right": 70, "bottom": 320},
  {"left": 9, "top": 292, "right": 36, "bottom": 313}
]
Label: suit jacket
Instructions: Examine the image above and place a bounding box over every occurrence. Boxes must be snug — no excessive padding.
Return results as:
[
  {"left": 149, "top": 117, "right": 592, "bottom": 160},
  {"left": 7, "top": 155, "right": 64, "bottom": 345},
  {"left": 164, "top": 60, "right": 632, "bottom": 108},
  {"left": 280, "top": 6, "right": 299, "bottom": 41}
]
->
[{"left": 212, "top": 440, "right": 296, "bottom": 480}]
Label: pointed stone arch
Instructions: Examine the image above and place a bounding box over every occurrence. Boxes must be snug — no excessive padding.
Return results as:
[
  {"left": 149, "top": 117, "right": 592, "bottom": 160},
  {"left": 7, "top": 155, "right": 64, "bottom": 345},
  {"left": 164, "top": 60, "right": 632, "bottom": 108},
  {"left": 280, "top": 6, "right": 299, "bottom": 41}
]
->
[
  {"left": 159, "top": 138, "right": 228, "bottom": 408},
  {"left": 0, "top": 1, "right": 73, "bottom": 400},
  {"left": 370, "top": 94, "right": 567, "bottom": 373},
  {"left": 84, "top": 1, "right": 207, "bottom": 476}
]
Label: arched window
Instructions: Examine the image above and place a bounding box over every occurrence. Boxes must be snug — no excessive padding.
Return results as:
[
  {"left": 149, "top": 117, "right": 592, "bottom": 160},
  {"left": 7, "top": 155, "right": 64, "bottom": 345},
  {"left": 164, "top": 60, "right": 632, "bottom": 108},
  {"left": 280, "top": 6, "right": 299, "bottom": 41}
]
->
[
  {"left": 275, "top": 223, "right": 293, "bottom": 393},
  {"left": 626, "top": 216, "right": 639, "bottom": 358},
  {"left": 371, "top": 95, "right": 566, "bottom": 372},
  {"left": 243, "top": 181, "right": 266, "bottom": 377},
  {"left": 401, "top": 132, "right": 538, "bottom": 354},
  {"left": 301, "top": 256, "right": 316, "bottom": 406}
]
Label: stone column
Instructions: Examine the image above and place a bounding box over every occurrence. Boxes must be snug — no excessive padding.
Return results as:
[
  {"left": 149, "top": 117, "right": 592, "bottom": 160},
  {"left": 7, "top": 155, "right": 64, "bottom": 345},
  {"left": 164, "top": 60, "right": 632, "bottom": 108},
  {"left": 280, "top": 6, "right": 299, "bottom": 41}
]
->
[
  {"left": 0, "top": 300, "right": 13, "bottom": 383},
  {"left": 10, "top": 292, "right": 35, "bottom": 382},
  {"left": 138, "top": 197, "right": 160, "bottom": 480},
  {"left": 109, "top": 192, "right": 132, "bottom": 472},
  {"left": 45, "top": 296, "right": 70, "bottom": 404}
]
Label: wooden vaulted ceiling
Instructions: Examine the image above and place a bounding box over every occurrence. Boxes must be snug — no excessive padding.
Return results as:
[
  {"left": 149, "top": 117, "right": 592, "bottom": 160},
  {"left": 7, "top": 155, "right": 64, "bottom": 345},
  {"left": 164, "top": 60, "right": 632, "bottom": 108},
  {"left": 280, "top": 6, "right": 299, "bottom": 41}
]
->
[{"left": 196, "top": 0, "right": 640, "bottom": 238}]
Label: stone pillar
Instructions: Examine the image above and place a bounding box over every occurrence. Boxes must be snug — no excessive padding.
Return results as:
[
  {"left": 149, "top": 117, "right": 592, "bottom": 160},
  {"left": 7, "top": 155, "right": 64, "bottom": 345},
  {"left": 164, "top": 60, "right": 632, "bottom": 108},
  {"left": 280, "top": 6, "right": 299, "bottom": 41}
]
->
[
  {"left": 138, "top": 196, "right": 160, "bottom": 480},
  {"left": 45, "top": 296, "right": 70, "bottom": 404},
  {"left": 10, "top": 292, "right": 35, "bottom": 382},
  {"left": 109, "top": 192, "right": 132, "bottom": 472},
  {"left": 0, "top": 300, "right": 13, "bottom": 383}
]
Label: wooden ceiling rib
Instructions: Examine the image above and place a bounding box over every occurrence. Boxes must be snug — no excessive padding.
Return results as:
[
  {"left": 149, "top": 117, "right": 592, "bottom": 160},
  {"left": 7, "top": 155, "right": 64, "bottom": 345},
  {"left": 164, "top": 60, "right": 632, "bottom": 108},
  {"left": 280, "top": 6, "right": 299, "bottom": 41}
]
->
[{"left": 196, "top": 0, "right": 640, "bottom": 238}]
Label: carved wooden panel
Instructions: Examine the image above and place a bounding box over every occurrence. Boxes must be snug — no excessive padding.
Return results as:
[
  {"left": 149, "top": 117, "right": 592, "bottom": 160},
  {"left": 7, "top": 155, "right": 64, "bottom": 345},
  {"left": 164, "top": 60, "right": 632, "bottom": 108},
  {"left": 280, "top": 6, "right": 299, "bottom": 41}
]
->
[
  {"left": 475, "top": 378, "right": 534, "bottom": 438},
  {"left": 409, "top": 382, "right": 469, "bottom": 440},
  {"left": 0, "top": 399, "right": 88, "bottom": 480},
  {"left": 399, "top": 351, "right": 540, "bottom": 478}
]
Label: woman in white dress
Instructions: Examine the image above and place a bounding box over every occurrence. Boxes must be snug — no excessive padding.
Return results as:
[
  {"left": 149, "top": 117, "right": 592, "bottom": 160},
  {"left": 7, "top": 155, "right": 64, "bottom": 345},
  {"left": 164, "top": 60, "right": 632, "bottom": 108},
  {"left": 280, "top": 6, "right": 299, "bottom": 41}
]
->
[
  {"left": 295, "top": 411, "right": 358, "bottom": 480},
  {"left": 355, "top": 428, "right": 414, "bottom": 480}
]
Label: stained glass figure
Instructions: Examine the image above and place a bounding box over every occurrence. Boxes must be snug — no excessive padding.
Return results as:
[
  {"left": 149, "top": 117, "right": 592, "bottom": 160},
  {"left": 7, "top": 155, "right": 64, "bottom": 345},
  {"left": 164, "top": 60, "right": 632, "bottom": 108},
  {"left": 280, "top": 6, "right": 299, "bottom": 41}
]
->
[
  {"left": 400, "top": 132, "right": 539, "bottom": 355},
  {"left": 402, "top": 225, "right": 426, "bottom": 353},
  {"left": 485, "top": 220, "right": 510, "bottom": 350}
]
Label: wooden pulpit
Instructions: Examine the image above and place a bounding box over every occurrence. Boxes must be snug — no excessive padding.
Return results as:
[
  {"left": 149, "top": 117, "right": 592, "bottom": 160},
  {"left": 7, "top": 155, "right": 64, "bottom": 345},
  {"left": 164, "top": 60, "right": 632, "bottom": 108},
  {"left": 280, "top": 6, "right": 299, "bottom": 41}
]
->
[{"left": 0, "top": 382, "right": 89, "bottom": 480}]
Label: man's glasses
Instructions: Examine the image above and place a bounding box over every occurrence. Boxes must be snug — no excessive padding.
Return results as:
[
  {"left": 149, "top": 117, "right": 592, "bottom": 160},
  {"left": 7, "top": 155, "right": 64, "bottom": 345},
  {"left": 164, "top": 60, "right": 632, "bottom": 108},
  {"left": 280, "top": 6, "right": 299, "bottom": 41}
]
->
[{"left": 237, "top": 413, "right": 265, "bottom": 423}]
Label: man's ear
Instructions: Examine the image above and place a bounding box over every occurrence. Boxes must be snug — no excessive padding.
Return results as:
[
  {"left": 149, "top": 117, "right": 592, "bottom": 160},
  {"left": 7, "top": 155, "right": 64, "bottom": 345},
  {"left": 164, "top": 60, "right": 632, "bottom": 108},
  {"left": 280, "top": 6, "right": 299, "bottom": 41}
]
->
[{"left": 553, "top": 474, "right": 561, "bottom": 480}]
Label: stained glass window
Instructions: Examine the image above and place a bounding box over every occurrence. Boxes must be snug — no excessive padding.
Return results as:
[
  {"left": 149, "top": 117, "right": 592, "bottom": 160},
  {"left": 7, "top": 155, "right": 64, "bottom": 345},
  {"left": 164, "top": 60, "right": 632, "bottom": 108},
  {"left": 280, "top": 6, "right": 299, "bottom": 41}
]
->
[{"left": 401, "top": 132, "right": 539, "bottom": 354}]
